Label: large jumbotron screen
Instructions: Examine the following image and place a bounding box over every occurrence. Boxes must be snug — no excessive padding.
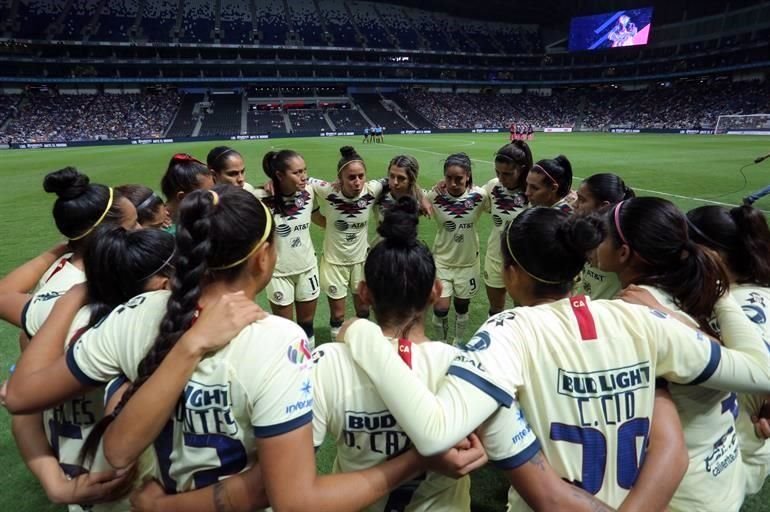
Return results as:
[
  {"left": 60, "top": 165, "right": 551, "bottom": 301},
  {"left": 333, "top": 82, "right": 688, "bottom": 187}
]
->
[{"left": 568, "top": 8, "right": 653, "bottom": 52}]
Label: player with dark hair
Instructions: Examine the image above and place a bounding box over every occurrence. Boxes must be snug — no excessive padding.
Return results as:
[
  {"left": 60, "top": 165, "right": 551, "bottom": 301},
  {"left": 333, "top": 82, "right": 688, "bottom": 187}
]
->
[
  {"left": 115, "top": 184, "right": 171, "bottom": 230},
  {"left": 206, "top": 146, "right": 258, "bottom": 195},
  {"left": 526, "top": 155, "right": 574, "bottom": 212},
  {"left": 160, "top": 153, "right": 214, "bottom": 225}
]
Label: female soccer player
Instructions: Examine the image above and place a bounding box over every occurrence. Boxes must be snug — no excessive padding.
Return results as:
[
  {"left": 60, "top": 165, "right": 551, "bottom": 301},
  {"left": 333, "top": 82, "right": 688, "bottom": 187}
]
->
[
  {"left": 481, "top": 142, "right": 530, "bottom": 316},
  {"left": 6, "top": 186, "right": 468, "bottom": 512},
  {"left": 338, "top": 206, "right": 770, "bottom": 511},
  {"left": 573, "top": 173, "right": 635, "bottom": 300},
  {"left": 2, "top": 227, "right": 174, "bottom": 511},
  {"left": 525, "top": 155, "right": 574, "bottom": 212},
  {"left": 160, "top": 153, "right": 214, "bottom": 224},
  {"left": 315, "top": 146, "right": 386, "bottom": 341},
  {"left": 258, "top": 149, "right": 323, "bottom": 347},
  {"left": 427, "top": 153, "right": 487, "bottom": 344},
  {"left": 116, "top": 185, "right": 171, "bottom": 229},
  {"left": 373, "top": 154, "right": 421, "bottom": 227},
  {"left": 687, "top": 204, "right": 770, "bottom": 496},
  {"left": 596, "top": 197, "right": 754, "bottom": 512},
  {"left": 206, "top": 146, "right": 258, "bottom": 194}
]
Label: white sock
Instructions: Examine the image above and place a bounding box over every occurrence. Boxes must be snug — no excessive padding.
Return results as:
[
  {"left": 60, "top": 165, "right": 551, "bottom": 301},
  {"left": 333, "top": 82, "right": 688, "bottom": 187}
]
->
[
  {"left": 330, "top": 327, "right": 340, "bottom": 342},
  {"left": 454, "top": 313, "right": 470, "bottom": 345}
]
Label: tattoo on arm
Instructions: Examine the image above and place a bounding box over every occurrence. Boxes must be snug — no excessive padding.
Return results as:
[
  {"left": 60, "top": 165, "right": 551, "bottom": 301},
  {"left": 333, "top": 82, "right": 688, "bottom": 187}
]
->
[
  {"left": 213, "top": 481, "right": 233, "bottom": 512},
  {"left": 570, "top": 488, "right": 614, "bottom": 512},
  {"left": 529, "top": 452, "right": 547, "bottom": 472}
]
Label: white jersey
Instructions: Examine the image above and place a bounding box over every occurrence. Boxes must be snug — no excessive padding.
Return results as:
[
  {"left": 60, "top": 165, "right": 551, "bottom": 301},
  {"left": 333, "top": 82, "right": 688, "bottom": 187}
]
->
[
  {"left": 255, "top": 187, "right": 318, "bottom": 277},
  {"left": 481, "top": 179, "right": 528, "bottom": 266},
  {"left": 732, "top": 283, "right": 770, "bottom": 494},
  {"left": 315, "top": 179, "right": 385, "bottom": 265},
  {"left": 312, "top": 340, "right": 474, "bottom": 512},
  {"left": 22, "top": 255, "right": 85, "bottom": 338},
  {"left": 67, "top": 290, "right": 313, "bottom": 493},
  {"left": 343, "top": 295, "right": 770, "bottom": 509},
  {"left": 574, "top": 264, "right": 621, "bottom": 300},
  {"left": 427, "top": 187, "right": 487, "bottom": 268},
  {"left": 640, "top": 286, "right": 745, "bottom": 512}
]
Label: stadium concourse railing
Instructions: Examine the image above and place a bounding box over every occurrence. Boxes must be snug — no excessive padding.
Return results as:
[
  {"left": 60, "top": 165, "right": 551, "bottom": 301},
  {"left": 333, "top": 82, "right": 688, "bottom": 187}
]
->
[{"left": 9, "top": 127, "right": 767, "bottom": 150}]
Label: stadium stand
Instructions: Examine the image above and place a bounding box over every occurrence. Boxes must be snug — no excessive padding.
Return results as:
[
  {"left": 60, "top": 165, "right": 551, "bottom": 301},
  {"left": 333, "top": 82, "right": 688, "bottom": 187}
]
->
[
  {"left": 179, "top": 0, "right": 214, "bottom": 44},
  {"left": 139, "top": 0, "right": 176, "bottom": 42},
  {"left": 198, "top": 93, "right": 242, "bottom": 137},
  {"left": 287, "top": 0, "right": 326, "bottom": 47},
  {"left": 255, "top": 0, "right": 289, "bottom": 46},
  {"left": 353, "top": 94, "right": 412, "bottom": 131},
  {"left": 288, "top": 108, "right": 332, "bottom": 133},
  {"left": 317, "top": 0, "right": 360, "bottom": 47},
  {"left": 248, "top": 108, "right": 286, "bottom": 134},
  {"left": 348, "top": 1, "right": 393, "bottom": 49},
  {"left": 376, "top": 3, "right": 422, "bottom": 50},
  {"left": 220, "top": 0, "right": 254, "bottom": 45},
  {"left": 327, "top": 107, "right": 369, "bottom": 132},
  {"left": 386, "top": 93, "right": 436, "bottom": 130},
  {"left": 166, "top": 92, "right": 203, "bottom": 137}
]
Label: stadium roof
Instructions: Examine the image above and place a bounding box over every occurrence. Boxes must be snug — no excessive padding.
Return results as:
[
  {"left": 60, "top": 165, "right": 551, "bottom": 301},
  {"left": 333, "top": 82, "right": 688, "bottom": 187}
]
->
[{"left": 381, "top": 0, "right": 763, "bottom": 26}]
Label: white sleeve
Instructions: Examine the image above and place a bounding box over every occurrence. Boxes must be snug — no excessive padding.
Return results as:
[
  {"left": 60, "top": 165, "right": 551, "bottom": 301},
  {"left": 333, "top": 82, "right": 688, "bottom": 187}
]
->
[
  {"left": 648, "top": 296, "right": 770, "bottom": 393},
  {"left": 344, "top": 320, "right": 502, "bottom": 455},
  {"left": 247, "top": 325, "right": 314, "bottom": 438},
  {"left": 479, "top": 401, "right": 541, "bottom": 469},
  {"left": 311, "top": 346, "right": 333, "bottom": 448}
]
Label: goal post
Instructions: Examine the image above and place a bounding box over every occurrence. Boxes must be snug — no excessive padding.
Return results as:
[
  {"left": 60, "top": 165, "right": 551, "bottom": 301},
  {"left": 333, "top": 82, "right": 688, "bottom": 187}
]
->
[{"left": 714, "top": 114, "right": 770, "bottom": 135}]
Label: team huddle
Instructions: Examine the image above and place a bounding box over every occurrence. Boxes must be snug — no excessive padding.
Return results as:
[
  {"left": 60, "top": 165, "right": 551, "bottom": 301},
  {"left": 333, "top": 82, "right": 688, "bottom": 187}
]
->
[{"left": 1, "top": 139, "right": 770, "bottom": 512}]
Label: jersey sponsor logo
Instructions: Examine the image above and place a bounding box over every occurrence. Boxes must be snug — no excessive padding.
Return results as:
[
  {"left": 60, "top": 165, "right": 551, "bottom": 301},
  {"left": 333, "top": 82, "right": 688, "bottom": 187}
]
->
[
  {"left": 179, "top": 381, "right": 238, "bottom": 436},
  {"left": 276, "top": 224, "right": 292, "bottom": 237},
  {"left": 33, "top": 291, "right": 64, "bottom": 303},
  {"left": 285, "top": 380, "right": 313, "bottom": 414},
  {"left": 334, "top": 219, "right": 367, "bottom": 231},
  {"left": 649, "top": 308, "right": 668, "bottom": 319},
  {"left": 492, "top": 214, "right": 504, "bottom": 227},
  {"left": 558, "top": 362, "right": 651, "bottom": 427},
  {"left": 462, "top": 331, "right": 491, "bottom": 352},
  {"left": 327, "top": 193, "right": 375, "bottom": 218},
  {"left": 444, "top": 220, "right": 457, "bottom": 232},
  {"left": 454, "top": 233, "right": 465, "bottom": 244},
  {"left": 705, "top": 426, "right": 739, "bottom": 477},
  {"left": 293, "top": 222, "right": 310, "bottom": 232},
  {"left": 486, "top": 311, "right": 516, "bottom": 327},
  {"left": 343, "top": 410, "right": 410, "bottom": 456},
  {"left": 287, "top": 338, "right": 313, "bottom": 369},
  {"left": 511, "top": 408, "right": 533, "bottom": 445},
  {"left": 434, "top": 192, "right": 484, "bottom": 219}
]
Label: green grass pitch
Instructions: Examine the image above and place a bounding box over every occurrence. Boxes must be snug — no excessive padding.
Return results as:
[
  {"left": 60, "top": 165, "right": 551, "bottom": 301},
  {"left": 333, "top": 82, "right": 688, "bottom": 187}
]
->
[{"left": 0, "top": 132, "right": 768, "bottom": 510}]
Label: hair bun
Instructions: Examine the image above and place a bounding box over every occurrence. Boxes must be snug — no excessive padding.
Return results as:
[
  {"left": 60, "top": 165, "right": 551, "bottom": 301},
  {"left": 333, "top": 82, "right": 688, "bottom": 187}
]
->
[
  {"left": 43, "top": 167, "right": 91, "bottom": 200},
  {"left": 377, "top": 197, "right": 419, "bottom": 248},
  {"left": 340, "top": 146, "right": 359, "bottom": 159},
  {"left": 556, "top": 214, "right": 604, "bottom": 259}
]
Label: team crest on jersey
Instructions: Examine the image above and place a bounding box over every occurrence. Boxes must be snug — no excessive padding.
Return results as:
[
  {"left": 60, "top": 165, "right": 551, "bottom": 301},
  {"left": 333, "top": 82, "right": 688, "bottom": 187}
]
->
[
  {"left": 287, "top": 338, "right": 313, "bottom": 369},
  {"left": 273, "top": 291, "right": 284, "bottom": 302},
  {"left": 281, "top": 190, "right": 311, "bottom": 220},
  {"left": 327, "top": 193, "right": 375, "bottom": 218},
  {"left": 434, "top": 192, "right": 484, "bottom": 218},
  {"left": 462, "top": 331, "right": 491, "bottom": 352},
  {"left": 492, "top": 187, "right": 527, "bottom": 214}
]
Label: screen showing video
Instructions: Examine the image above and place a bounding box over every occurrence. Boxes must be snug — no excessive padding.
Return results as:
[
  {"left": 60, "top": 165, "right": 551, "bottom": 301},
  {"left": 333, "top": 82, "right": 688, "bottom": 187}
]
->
[{"left": 569, "top": 8, "right": 653, "bottom": 52}]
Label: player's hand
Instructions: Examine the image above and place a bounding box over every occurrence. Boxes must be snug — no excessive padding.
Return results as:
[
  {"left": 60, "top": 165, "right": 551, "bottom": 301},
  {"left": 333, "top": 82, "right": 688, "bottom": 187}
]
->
[
  {"left": 419, "top": 195, "right": 433, "bottom": 217},
  {"left": 432, "top": 180, "right": 447, "bottom": 195},
  {"left": 60, "top": 282, "right": 89, "bottom": 309},
  {"left": 618, "top": 285, "right": 667, "bottom": 311},
  {"left": 53, "top": 467, "right": 134, "bottom": 505},
  {"left": 263, "top": 181, "right": 275, "bottom": 196},
  {"left": 421, "top": 433, "right": 488, "bottom": 478},
  {"left": 130, "top": 479, "right": 166, "bottom": 512},
  {"left": 185, "top": 292, "right": 267, "bottom": 356},
  {"left": 752, "top": 400, "right": 770, "bottom": 439}
]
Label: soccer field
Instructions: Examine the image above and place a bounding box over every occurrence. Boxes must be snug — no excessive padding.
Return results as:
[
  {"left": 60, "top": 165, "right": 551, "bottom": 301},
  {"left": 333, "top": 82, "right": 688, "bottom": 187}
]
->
[{"left": 0, "top": 132, "right": 769, "bottom": 511}]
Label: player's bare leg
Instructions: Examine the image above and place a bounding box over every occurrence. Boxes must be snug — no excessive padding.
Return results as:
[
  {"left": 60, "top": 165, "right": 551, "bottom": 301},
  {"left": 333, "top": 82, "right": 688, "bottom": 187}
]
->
[
  {"left": 296, "top": 298, "right": 318, "bottom": 348},
  {"left": 328, "top": 296, "right": 346, "bottom": 341},
  {"left": 453, "top": 297, "right": 471, "bottom": 345},
  {"left": 433, "top": 296, "right": 451, "bottom": 342},
  {"left": 486, "top": 285, "right": 507, "bottom": 317}
]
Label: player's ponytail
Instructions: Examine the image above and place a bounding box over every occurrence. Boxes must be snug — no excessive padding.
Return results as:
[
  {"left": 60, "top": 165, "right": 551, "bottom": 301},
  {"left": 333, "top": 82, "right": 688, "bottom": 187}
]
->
[
  {"left": 687, "top": 204, "right": 770, "bottom": 287},
  {"left": 610, "top": 197, "right": 728, "bottom": 331},
  {"left": 502, "top": 208, "right": 604, "bottom": 295},
  {"left": 43, "top": 167, "right": 126, "bottom": 247},
  {"left": 532, "top": 155, "right": 573, "bottom": 199},
  {"left": 444, "top": 153, "right": 473, "bottom": 188},
  {"left": 262, "top": 149, "right": 302, "bottom": 218},
  {"left": 582, "top": 173, "right": 635, "bottom": 208},
  {"left": 494, "top": 141, "right": 532, "bottom": 190},
  {"left": 79, "top": 186, "right": 273, "bottom": 475},
  {"left": 365, "top": 196, "right": 435, "bottom": 337}
]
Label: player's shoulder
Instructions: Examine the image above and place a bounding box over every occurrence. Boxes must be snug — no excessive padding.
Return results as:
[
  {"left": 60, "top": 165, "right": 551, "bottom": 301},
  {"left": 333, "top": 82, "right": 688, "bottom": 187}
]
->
[
  {"left": 251, "top": 186, "right": 269, "bottom": 200},
  {"left": 483, "top": 177, "right": 499, "bottom": 191},
  {"left": 311, "top": 342, "right": 352, "bottom": 370}
]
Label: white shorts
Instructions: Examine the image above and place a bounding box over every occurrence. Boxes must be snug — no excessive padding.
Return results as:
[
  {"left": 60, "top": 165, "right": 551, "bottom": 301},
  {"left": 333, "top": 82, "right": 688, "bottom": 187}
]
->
[
  {"left": 319, "top": 256, "right": 364, "bottom": 300},
  {"left": 436, "top": 261, "right": 481, "bottom": 300},
  {"left": 483, "top": 253, "right": 505, "bottom": 289},
  {"left": 266, "top": 266, "right": 321, "bottom": 306}
]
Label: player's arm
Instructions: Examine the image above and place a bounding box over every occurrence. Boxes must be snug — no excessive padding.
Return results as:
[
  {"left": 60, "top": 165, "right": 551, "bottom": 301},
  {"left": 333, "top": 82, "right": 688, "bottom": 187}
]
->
[
  {"left": 342, "top": 319, "right": 504, "bottom": 455},
  {"left": 12, "top": 413, "right": 130, "bottom": 505},
  {"left": 129, "top": 467, "right": 268, "bottom": 512},
  {"left": 103, "top": 293, "right": 264, "bottom": 469},
  {"left": 0, "top": 243, "right": 68, "bottom": 327},
  {"left": 5, "top": 285, "right": 92, "bottom": 414},
  {"left": 618, "top": 386, "right": 687, "bottom": 512},
  {"left": 647, "top": 293, "right": 770, "bottom": 394},
  {"left": 311, "top": 208, "right": 326, "bottom": 228}
]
